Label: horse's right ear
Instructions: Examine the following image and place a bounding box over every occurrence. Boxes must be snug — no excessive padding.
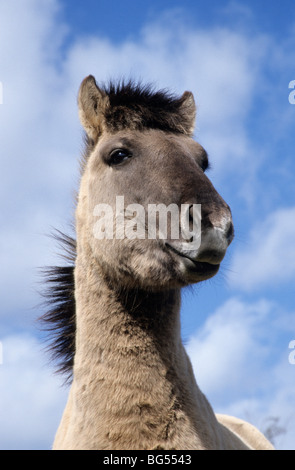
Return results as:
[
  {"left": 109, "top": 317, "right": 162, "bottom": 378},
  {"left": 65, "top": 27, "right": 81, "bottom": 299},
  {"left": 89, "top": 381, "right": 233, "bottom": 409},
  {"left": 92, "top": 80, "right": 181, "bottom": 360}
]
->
[{"left": 78, "top": 75, "right": 109, "bottom": 141}]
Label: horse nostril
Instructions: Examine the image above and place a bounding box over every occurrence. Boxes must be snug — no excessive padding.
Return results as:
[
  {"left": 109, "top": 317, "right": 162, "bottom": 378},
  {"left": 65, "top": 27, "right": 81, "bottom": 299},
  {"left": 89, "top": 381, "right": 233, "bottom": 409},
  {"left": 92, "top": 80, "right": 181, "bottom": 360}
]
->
[{"left": 226, "top": 221, "right": 234, "bottom": 244}]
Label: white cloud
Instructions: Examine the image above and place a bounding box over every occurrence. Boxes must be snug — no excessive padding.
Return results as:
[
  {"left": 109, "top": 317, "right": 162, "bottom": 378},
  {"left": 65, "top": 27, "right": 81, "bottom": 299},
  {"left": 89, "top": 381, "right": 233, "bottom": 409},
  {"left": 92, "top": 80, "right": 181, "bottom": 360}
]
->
[
  {"left": 0, "top": 333, "right": 68, "bottom": 450},
  {"left": 229, "top": 207, "right": 295, "bottom": 291},
  {"left": 0, "top": 0, "right": 79, "bottom": 320},
  {"left": 186, "top": 297, "right": 274, "bottom": 398},
  {"left": 186, "top": 297, "right": 295, "bottom": 449}
]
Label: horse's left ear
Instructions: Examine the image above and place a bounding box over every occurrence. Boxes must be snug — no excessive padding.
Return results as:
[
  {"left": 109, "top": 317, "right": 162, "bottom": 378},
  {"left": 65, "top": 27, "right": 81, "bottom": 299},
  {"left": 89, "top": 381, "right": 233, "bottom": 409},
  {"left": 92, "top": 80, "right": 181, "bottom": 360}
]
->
[
  {"left": 78, "top": 75, "right": 110, "bottom": 141},
  {"left": 179, "top": 91, "right": 196, "bottom": 136}
]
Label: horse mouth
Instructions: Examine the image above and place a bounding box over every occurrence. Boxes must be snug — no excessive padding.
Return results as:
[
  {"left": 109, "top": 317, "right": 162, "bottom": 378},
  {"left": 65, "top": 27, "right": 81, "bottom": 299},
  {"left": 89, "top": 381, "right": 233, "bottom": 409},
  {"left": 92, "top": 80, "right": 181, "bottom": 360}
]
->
[{"left": 165, "top": 243, "right": 220, "bottom": 279}]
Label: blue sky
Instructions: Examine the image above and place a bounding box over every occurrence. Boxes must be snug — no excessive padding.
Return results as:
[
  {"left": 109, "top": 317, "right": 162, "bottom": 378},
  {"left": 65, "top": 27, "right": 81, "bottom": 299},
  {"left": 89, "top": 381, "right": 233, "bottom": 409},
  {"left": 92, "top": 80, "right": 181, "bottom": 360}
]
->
[{"left": 0, "top": 0, "right": 295, "bottom": 450}]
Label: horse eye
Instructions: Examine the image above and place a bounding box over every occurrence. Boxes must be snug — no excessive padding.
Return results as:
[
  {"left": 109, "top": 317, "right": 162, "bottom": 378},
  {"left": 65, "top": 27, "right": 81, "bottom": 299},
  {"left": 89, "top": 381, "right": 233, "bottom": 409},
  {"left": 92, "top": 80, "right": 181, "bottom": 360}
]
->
[
  {"left": 201, "top": 160, "right": 210, "bottom": 172},
  {"left": 200, "top": 151, "right": 210, "bottom": 172},
  {"left": 109, "top": 149, "right": 132, "bottom": 166}
]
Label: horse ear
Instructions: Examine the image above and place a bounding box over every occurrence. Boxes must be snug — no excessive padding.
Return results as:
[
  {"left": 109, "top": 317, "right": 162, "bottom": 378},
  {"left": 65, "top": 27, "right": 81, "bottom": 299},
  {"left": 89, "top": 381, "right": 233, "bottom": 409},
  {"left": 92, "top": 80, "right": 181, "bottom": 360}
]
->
[
  {"left": 78, "top": 75, "right": 109, "bottom": 141},
  {"left": 179, "top": 91, "right": 196, "bottom": 136}
]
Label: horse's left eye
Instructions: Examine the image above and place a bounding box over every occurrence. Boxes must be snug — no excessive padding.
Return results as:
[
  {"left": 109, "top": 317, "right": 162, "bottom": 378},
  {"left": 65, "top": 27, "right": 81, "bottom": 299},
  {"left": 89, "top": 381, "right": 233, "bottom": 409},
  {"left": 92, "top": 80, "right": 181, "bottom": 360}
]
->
[{"left": 109, "top": 149, "right": 132, "bottom": 166}]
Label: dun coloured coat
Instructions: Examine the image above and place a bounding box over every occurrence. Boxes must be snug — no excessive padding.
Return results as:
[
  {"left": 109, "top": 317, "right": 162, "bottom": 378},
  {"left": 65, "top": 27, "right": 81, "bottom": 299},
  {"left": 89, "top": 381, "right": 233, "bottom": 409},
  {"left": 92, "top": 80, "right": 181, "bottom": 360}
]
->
[{"left": 42, "top": 76, "right": 274, "bottom": 450}]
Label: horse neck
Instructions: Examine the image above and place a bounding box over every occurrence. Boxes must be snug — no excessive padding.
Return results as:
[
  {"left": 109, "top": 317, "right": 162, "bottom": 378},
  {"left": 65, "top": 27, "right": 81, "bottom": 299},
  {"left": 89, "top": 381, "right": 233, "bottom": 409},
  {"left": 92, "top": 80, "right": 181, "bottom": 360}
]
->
[
  {"left": 73, "top": 248, "right": 185, "bottom": 392},
  {"left": 54, "top": 247, "right": 223, "bottom": 450}
]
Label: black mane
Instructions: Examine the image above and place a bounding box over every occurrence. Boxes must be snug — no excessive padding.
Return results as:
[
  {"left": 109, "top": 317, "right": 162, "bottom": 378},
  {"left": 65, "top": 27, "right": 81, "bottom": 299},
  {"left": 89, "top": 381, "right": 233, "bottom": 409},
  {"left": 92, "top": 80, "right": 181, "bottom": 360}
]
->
[
  {"left": 100, "top": 79, "right": 193, "bottom": 134},
  {"left": 40, "top": 233, "right": 76, "bottom": 382}
]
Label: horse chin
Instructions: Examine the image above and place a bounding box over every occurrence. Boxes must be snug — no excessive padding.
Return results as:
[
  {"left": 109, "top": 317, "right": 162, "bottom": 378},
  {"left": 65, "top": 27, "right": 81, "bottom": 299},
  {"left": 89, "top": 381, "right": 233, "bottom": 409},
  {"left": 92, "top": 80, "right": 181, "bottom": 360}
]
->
[
  {"left": 180, "top": 258, "right": 220, "bottom": 282},
  {"left": 165, "top": 242, "right": 220, "bottom": 283}
]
